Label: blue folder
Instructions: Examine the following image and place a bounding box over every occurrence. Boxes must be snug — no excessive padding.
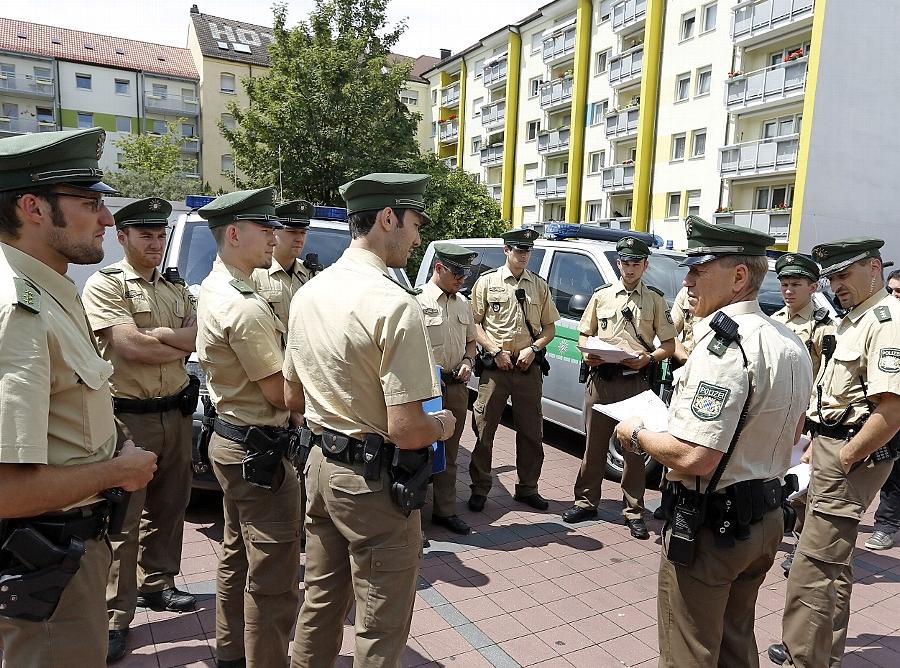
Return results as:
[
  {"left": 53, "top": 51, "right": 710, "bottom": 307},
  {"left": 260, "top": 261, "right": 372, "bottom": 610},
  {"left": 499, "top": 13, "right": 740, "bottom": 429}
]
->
[{"left": 424, "top": 367, "right": 447, "bottom": 474}]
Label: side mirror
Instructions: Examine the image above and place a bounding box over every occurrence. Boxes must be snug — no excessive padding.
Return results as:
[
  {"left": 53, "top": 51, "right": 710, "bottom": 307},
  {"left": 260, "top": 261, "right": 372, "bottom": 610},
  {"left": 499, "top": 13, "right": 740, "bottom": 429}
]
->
[{"left": 568, "top": 294, "right": 590, "bottom": 317}]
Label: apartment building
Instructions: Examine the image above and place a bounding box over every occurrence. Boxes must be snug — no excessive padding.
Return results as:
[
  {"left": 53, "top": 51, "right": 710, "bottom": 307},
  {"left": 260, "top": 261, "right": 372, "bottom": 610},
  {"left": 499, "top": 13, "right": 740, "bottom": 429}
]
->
[
  {"left": 0, "top": 18, "right": 199, "bottom": 176},
  {"left": 425, "top": 0, "right": 898, "bottom": 259}
]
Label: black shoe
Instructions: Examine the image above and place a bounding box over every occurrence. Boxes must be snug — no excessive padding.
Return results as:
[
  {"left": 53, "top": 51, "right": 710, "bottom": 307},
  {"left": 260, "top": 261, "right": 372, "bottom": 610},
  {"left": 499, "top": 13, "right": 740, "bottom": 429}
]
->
[
  {"left": 627, "top": 518, "right": 650, "bottom": 540},
  {"left": 514, "top": 493, "right": 550, "bottom": 511},
  {"left": 653, "top": 505, "right": 665, "bottom": 520},
  {"left": 107, "top": 629, "right": 128, "bottom": 663},
  {"left": 432, "top": 514, "right": 471, "bottom": 535},
  {"left": 136, "top": 587, "right": 196, "bottom": 612},
  {"left": 767, "top": 643, "right": 788, "bottom": 665},
  {"left": 561, "top": 505, "right": 598, "bottom": 523},
  {"left": 217, "top": 659, "right": 247, "bottom": 668},
  {"left": 468, "top": 494, "right": 487, "bottom": 512},
  {"left": 781, "top": 551, "right": 794, "bottom": 576}
]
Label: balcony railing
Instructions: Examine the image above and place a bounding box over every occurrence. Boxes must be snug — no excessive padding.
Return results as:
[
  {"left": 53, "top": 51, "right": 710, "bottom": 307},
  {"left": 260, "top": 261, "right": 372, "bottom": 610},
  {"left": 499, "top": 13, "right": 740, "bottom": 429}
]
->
[
  {"left": 725, "top": 58, "right": 808, "bottom": 111},
  {"left": 612, "top": 0, "right": 647, "bottom": 33},
  {"left": 542, "top": 24, "right": 577, "bottom": 64},
  {"left": 731, "top": 0, "right": 815, "bottom": 44},
  {"left": 605, "top": 106, "right": 640, "bottom": 139},
  {"left": 480, "top": 144, "right": 504, "bottom": 166},
  {"left": 586, "top": 217, "right": 633, "bottom": 230},
  {"left": 714, "top": 209, "right": 790, "bottom": 240},
  {"left": 719, "top": 134, "right": 800, "bottom": 178},
  {"left": 601, "top": 163, "right": 636, "bottom": 192},
  {"left": 0, "top": 74, "right": 55, "bottom": 99},
  {"left": 534, "top": 174, "right": 568, "bottom": 199},
  {"left": 483, "top": 55, "right": 508, "bottom": 89},
  {"left": 609, "top": 46, "right": 643, "bottom": 88},
  {"left": 442, "top": 156, "right": 458, "bottom": 169},
  {"left": 144, "top": 92, "right": 200, "bottom": 116},
  {"left": 438, "top": 118, "right": 459, "bottom": 143},
  {"left": 180, "top": 138, "right": 200, "bottom": 152},
  {"left": 480, "top": 101, "right": 506, "bottom": 130},
  {"left": 0, "top": 117, "right": 57, "bottom": 135},
  {"left": 539, "top": 77, "right": 574, "bottom": 111},
  {"left": 537, "top": 127, "right": 571, "bottom": 155},
  {"left": 440, "top": 82, "right": 460, "bottom": 107},
  {"left": 488, "top": 184, "right": 502, "bottom": 202}
]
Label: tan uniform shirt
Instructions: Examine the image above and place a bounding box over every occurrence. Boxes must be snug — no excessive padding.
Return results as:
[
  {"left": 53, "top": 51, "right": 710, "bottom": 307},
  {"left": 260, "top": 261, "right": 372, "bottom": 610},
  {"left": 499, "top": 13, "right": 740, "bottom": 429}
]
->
[
  {"left": 416, "top": 281, "right": 476, "bottom": 371},
  {"left": 471, "top": 265, "right": 560, "bottom": 353},
  {"left": 0, "top": 243, "right": 115, "bottom": 504},
  {"left": 579, "top": 279, "right": 676, "bottom": 351},
  {"left": 197, "top": 259, "right": 287, "bottom": 431},
  {"left": 251, "top": 257, "right": 311, "bottom": 329},
  {"left": 283, "top": 247, "right": 439, "bottom": 440},
  {"left": 809, "top": 291, "right": 900, "bottom": 425},
  {"left": 771, "top": 300, "right": 835, "bottom": 380},
  {"left": 667, "top": 301, "right": 813, "bottom": 491},
  {"left": 82, "top": 259, "right": 193, "bottom": 400},
  {"left": 672, "top": 286, "right": 696, "bottom": 354}
]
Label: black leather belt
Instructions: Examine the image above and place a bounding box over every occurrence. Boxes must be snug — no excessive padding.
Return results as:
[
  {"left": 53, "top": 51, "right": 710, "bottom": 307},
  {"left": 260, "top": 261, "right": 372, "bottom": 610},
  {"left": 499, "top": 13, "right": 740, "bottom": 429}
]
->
[
  {"left": 213, "top": 418, "right": 286, "bottom": 445},
  {"left": 20, "top": 501, "right": 111, "bottom": 544},
  {"left": 810, "top": 421, "right": 864, "bottom": 440},
  {"left": 313, "top": 429, "right": 396, "bottom": 466},
  {"left": 114, "top": 392, "right": 181, "bottom": 414},
  {"left": 440, "top": 370, "right": 465, "bottom": 385}
]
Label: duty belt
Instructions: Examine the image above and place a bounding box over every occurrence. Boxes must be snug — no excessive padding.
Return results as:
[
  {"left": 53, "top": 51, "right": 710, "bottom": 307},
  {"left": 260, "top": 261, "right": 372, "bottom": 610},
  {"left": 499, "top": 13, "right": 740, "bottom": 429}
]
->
[
  {"left": 114, "top": 392, "right": 181, "bottom": 415},
  {"left": 440, "top": 370, "right": 465, "bottom": 385},
  {"left": 12, "top": 501, "right": 112, "bottom": 544},
  {"left": 592, "top": 363, "right": 648, "bottom": 382},
  {"left": 808, "top": 421, "right": 864, "bottom": 441},
  {"left": 213, "top": 418, "right": 288, "bottom": 447},
  {"left": 313, "top": 429, "right": 392, "bottom": 466}
]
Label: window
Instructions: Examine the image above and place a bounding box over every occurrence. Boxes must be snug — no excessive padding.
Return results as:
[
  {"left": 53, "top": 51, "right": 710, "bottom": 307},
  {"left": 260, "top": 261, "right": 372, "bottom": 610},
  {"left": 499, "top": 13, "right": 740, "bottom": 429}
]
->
[
  {"left": 473, "top": 58, "right": 484, "bottom": 77},
  {"left": 586, "top": 201, "right": 603, "bottom": 222},
  {"left": 36, "top": 107, "right": 53, "bottom": 123},
  {"left": 763, "top": 114, "right": 801, "bottom": 138},
  {"left": 220, "top": 73, "right": 236, "bottom": 94},
  {"left": 667, "top": 193, "right": 682, "bottom": 219},
  {"left": 675, "top": 73, "right": 691, "bottom": 102},
  {"left": 589, "top": 100, "right": 608, "bottom": 126},
  {"left": 182, "top": 87, "right": 195, "bottom": 100},
  {"left": 687, "top": 190, "right": 701, "bottom": 217},
  {"left": 221, "top": 154, "right": 234, "bottom": 172},
  {"left": 588, "top": 150, "right": 606, "bottom": 174},
  {"left": 595, "top": 49, "right": 610, "bottom": 75},
  {"left": 522, "top": 206, "right": 538, "bottom": 226},
  {"left": 430, "top": 121, "right": 437, "bottom": 137},
  {"left": 530, "top": 31, "right": 544, "bottom": 54},
  {"left": 75, "top": 73, "right": 92, "bottom": 90},
  {"left": 598, "top": 0, "right": 612, "bottom": 23},
  {"left": 431, "top": 89, "right": 438, "bottom": 105},
  {"left": 0, "top": 63, "right": 14, "bottom": 77},
  {"left": 526, "top": 120, "right": 541, "bottom": 141},
  {"left": 702, "top": 3, "right": 718, "bottom": 33},
  {"left": 770, "top": 42, "right": 811, "bottom": 67},
  {"left": 472, "top": 96, "right": 483, "bottom": 117},
  {"left": 681, "top": 11, "right": 696, "bottom": 41},
  {"left": 692, "top": 129, "right": 707, "bottom": 157},
  {"left": 529, "top": 76, "right": 542, "bottom": 98},
  {"left": 77, "top": 112, "right": 93, "bottom": 128},
  {"left": 221, "top": 113, "right": 235, "bottom": 130},
  {"left": 152, "top": 83, "right": 167, "bottom": 97},
  {"left": 115, "top": 116, "right": 131, "bottom": 133},
  {"left": 152, "top": 119, "right": 167, "bottom": 134},
  {"left": 400, "top": 89, "right": 418, "bottom": 106},
  {"left": 548, "top": 251, "right": 604, "bottom": 317},
  {"left": 695, "top": 67, "right": 712, "bottom": 97},
  {"left": 181, "top": 122, "right": 195, "bottom": 137},
  {"left": 114, "top": 79, "right": 129, "bottom": 95},
  {"left": 524, "top": 162, "right": 539, "bottom": 183},
  {"left": 756, "top": 185, "right": 793, "bottom": 210},
  {"left": 34, "top": 66, "right": 51, "bottom": 81},
  {"left": 2, "top": 102, "right": 19, "bottom": 119},
  {"left": 472, "top": 136, "right": 482, "bottom": 155},
  {"left": 671, "top": 134, "right": 686, "bottom": 161}
]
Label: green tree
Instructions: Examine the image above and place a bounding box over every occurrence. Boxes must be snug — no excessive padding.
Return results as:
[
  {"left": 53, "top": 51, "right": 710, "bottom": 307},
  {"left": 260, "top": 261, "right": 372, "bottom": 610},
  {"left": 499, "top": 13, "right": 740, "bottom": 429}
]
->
[{"left": 222, "top": 0, "right": 420, "bottom": 204}]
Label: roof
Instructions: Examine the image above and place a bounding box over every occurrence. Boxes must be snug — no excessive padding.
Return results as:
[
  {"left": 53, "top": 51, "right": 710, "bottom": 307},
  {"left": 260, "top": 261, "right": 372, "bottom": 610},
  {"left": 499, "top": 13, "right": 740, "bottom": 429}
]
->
[
  {"left": 0, "top": 18, "right": 197, "bottom": 80},
  {"left": 189, "top": 9, "right": 274, "bottom": 67}
]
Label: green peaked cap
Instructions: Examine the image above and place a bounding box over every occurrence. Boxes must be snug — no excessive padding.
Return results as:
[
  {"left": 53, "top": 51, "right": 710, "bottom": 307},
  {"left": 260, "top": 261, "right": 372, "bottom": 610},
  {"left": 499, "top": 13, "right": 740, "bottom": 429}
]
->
[
  {"left": 275, "top": 199, "right": 314, "bottom": 228},
  {"left": 617, "top": 236, "right": 651, "bottom": 259},
  {"left": 197, "top": 187, "right": 282, "bottom": 229},
  {"left": 681, "top": 215, "right": 774, "bottom": 266},
  {"left": 114, "top": 197, "right": 172, "bottom": 228},
  {"left": 501, "top": 228, "right": 539, "bottom": 248},
  {"left": 339, "top": 173, "right": 432, "bottom": 223},
  {"left": 775, "top": 253, "right": 820, "bottom": 281},
  {"left": 434, "top": 242, "right": 477, "bottom": 268},
  {"left": 811, "top": 237, "right": 884, "bottom": 277}
]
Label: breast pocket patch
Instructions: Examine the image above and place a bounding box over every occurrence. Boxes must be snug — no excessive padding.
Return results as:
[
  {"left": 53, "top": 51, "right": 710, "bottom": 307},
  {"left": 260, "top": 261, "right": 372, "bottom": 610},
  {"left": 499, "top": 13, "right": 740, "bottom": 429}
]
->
[
  {"left": 691, "top": 382, "right": 731, "bottom": 421},
  {"left": 879, "top": 348, "right": 900, "bottom": 373}
]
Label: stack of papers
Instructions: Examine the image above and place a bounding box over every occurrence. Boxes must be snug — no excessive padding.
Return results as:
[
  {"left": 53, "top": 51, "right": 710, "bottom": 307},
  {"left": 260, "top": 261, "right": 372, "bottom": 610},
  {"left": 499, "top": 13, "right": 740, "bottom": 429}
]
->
[
  {"left": 593, "top": 390, "right": 669, "bottom": 432},
  {"left": 577, "top": 336, "right": 640, "bottom": 363}
]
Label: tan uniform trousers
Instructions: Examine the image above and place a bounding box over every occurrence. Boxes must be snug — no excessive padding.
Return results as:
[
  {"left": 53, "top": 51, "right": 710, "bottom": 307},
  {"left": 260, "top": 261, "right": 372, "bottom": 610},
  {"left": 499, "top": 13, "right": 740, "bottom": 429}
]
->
[
  {"left": 0, "top": 537, "right": 111, "bottom": 668},
  {"left": 209, "top": 433, "right": 302, "bottom": 667},
  {"left": 433, "top": 382, "right": 469, "bottom": 517},
  {"left": 291, "top": 447, "right": 422, "bottom": 667},
  {"left": 574, "top": 370, "right": 649, "bottom": 517},
  {"left": 107, "top": 408, "right": 192, "bottom": 630},
  {"left": 657, "top": 508, "right": 783, "bottom": 667},
  {"left": 781, "top": 434, "right": 892, "bottom": 668},
  {"left": 470, "top": 364, "right": 544, "bottom": 497}
]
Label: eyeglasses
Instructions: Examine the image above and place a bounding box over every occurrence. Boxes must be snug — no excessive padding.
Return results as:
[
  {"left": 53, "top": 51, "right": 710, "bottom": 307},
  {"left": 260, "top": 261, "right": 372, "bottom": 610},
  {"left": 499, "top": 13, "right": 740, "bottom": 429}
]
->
[{"left": 45, "top": 192, "right": 105, "bottom": 213}]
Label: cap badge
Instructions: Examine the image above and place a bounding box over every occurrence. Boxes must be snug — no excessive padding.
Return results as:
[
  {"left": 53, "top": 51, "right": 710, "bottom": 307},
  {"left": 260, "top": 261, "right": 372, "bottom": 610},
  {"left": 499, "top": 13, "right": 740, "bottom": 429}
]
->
[
  {"left": 626, "top": 239, "right": 634, "bottom": 247},
  {"left": 783, "top": 254, "right": 794, "bottom": 263},
  {"left": 96, "top": 131, "right": 106, "bottom": 159},
  {"left": 149, "top": 198, "right": 162, "bottom": 211}
]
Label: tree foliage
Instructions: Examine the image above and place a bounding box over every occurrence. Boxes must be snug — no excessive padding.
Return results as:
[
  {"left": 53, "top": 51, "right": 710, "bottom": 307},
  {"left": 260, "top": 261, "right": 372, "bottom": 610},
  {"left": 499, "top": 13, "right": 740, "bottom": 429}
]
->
[{"left": 222, "top": 0, "right": 420, "bottom": 205}]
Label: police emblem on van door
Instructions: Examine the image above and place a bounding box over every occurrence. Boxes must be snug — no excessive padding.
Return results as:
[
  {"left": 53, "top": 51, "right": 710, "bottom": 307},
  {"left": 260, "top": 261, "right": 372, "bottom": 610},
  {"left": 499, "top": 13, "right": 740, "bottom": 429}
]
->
[
  {"left": 691, "top": 382, "right": 730, "bottom": 421},
  {"left": 879, "top": 348, "right": 900, "bottom": 373}
]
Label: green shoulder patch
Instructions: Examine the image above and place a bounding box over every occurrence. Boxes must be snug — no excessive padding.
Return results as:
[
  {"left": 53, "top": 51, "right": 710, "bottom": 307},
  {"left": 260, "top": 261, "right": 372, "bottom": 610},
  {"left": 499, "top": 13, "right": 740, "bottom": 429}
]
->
[
  {"left": 878, "top": 348, "right": 900, "bottom": 374},
  {"left": 691, "top": 382, "right": 731, "bottom": 421},
  {"left": 593, "top": 282, "right": 611, "bottom": 293},
  {"left": 383, "top": 273, "right": 421, "bottom": 296},
  {"left": 229, "top": 279, "right": 256, "bottom": 294},
  {"left": 874, "top": 305, "right": 892, "bottom": 323},
  {"left": 99, "top": 267, "right": 123, "bottom": 275},
  {"left": 707, "top": 335, "right": 731, "bottom": 358},
  {"left": 646, "top": 285, "right": 664, "bottom": 297},
  {"left": 665, "top": 309, "right": 674, "bottom": 325},
  {"left": 13, "top": 277, "right": 41, "bottom": 314}
]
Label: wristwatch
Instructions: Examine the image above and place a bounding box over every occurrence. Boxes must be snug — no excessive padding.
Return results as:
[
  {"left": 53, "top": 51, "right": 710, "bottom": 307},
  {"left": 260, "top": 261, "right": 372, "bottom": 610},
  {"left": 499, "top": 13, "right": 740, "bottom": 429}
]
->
[
  {"left": 530, "top": 344, "right": 542, "bottom": 354},
  {"left": 630, "top": 425, "right": 646, "bottom": 456}
]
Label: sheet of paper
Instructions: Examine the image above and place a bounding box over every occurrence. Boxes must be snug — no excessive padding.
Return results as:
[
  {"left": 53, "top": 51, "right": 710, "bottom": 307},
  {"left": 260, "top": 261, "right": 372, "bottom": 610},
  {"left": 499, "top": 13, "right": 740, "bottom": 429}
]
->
[
  {"left": 577, "top": 336, "right": 640, "bottom": 363},
  {"left": 791, "top": 434, "right": 812, "bottom": 466},
  {"left": 593, "top": 389, "right": 669, "bottom": 432},
  {"left": 786, "top": 462, "right": 810, "bottom": 500}
]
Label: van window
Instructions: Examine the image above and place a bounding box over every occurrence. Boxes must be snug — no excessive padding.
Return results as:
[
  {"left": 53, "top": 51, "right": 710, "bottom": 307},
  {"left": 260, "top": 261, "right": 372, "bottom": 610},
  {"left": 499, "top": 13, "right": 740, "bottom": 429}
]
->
[
  {"left": 604, "top": 251, "right": 687, "bottom": 304},
  {"left": 440, "top": 246, "right": 544, "bottom": 295},
  {"left": 547, "top": 251, "right": 604, "bottom": 318}
]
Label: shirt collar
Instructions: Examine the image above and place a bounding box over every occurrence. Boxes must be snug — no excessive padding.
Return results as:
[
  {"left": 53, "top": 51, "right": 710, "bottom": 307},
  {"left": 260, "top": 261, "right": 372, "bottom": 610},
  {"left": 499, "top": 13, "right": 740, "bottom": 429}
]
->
[
  {"left": 500, "top": 264, "right": 532, "bottom": 283},
  {"left": 693, "top": 299, "right": 763, "bottom": 342},
  {"left": 120, "top": 257, "right": 160, "bottom": 284},
  {"left": 845, "top": 290, "right": 888, "bottom": 324},
  {"left": 341, "top": 247, "right": 389, "bottom": 274},
  {"left": 212, "top": 257, "right": 253, "bottom": 283},
  {"left": 614, "top": 278, "right": 644, "bottom": 296},
  {"left": 1, "top": 242, "right": 80, "bottom": 307},
  {"left": 423, "top": 280, "right": 447, "bottom": 302}
]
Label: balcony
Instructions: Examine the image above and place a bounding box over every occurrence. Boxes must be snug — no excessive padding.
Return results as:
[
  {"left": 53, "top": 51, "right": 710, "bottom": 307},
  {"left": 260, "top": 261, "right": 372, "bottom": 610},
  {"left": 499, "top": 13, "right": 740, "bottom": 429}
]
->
[
  {"left": 725, "top": 58, "right": 808, "bottom": 112},
  {"left": 483, "top": 54, "right": 508, "bottom": 90},
  {"left": 714, "top": 209, "right": 790, "bottom": 240},
  {"left": 612, "top": 0, "right": 647, "bottom": 34},
  {"left": 609, "top": 46, "right": 643, "bottom": 88},
  {"left": 0, "top": 74, "right": 55, "bottom": 99},
  {"left": 480, "top": 101, "right": 506, "bottom": 131},
  {"left": 440, "top": 82, "right": 460, "bottom": 108},
  {"left": 442, "top": 156, "right": 458, "bottom": 169},
  {"left": 0, "top": 117, "right": 57, "bottom": 136},
  {"left": 605, "top": 106, "right": 640, "bottom": 140},
  {"left": 586, "top": 217, "right": 633, "bottom": 230},
  {"left": 480, "top": 144, "right": 504, "bottom": 166},
  {"left": 144, "top": 92, "right": 199, "bottom": 116},
  {"left": 180, "top": 138, "right": 200, "bottom": 153},
  {"left": 534, "top": 174, "right": 568, "bottom": 200},
  {"left": 542, "top": 23, "right": 577, "bottom": 65},
  {"left": 719, "top": 134, "right": 799, "bottom": 178},
  {"left": 731, "top": 0, "right": 815, "bottom": 46},
  {"left": 488, "top": 184, "right": 502, "bottom": 202},
  {"left": 537, "top": 127, "right": 571, "bottom": 156},
  {"left": 438, "top": 118, "right": 459, "bottom": 143},
  {"left": 539, "top": 77, "right": 574, "bottom": 112},
  {"left": 601, "top": 163, "right": 635, "bottom": 193}
]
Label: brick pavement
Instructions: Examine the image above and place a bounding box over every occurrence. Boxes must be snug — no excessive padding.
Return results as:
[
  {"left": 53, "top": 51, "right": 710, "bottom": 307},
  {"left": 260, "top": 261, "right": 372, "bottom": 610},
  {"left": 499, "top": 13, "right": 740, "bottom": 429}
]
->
[{"left": 117, "top": 415, "right": 900, "bottom": 667}]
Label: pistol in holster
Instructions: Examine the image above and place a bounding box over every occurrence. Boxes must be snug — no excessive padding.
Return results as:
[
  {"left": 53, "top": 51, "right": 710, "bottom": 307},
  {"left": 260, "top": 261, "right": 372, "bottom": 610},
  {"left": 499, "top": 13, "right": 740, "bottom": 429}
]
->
[
  {"left": 101, "top": 487, "right": 129, "bottom": 537},
  {"left": 662, "top": 483, "right": 705, "bottom": 567},
  {"left": 289, "top": 427, "right": 315, "bottom": 476},
  {"left": 389, "top": 447, "right": 435, "bottom": 516},
  {"left": 179, "top": 374, "right": 202, "bottom": 417},
  {"left": 242, "top": 428, "right": 292, "bottom": 490}
]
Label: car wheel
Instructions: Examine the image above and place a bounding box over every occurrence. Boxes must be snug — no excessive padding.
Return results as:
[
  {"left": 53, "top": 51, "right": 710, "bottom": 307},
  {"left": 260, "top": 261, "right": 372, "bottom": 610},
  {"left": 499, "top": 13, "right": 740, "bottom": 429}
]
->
[{"left": 605, "top": 434, "right": 663, "bottom": 487}]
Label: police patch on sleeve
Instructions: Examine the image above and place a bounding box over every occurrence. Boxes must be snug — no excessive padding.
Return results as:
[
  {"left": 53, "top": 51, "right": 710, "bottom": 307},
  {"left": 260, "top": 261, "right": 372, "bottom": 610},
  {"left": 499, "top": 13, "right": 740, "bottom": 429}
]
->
[
  {"left": 879, "top": 348, "right": 900, "bottom": 373},
  {"left": 665, "top": 309, "right": 673, "bottom": 325},
  {"left": 691, "top": 382, "right": 731, "bottom": 421}
]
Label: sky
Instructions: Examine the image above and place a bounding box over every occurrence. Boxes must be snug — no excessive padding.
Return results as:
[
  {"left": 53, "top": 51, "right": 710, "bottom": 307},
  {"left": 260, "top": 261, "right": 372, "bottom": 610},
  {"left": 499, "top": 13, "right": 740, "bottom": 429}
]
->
[{"left": 5, "top": 0, "right": 550, "bottom": 58}]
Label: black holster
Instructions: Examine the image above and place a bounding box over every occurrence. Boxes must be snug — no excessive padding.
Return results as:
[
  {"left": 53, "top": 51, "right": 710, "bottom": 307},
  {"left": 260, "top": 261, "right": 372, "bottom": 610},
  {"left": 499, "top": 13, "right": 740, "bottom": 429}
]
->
[
  {"left": 179, "top": 375, "right": 201, "bottom": 417},
  {"left": 389, "top": 447, "right": 434, "bottom": 516},
  {"left": 101, "top": 487, "right": 129, "bottom": 537},
  {"left": 241, "top": 428, "right": 292, "bottom": 490},
  {"left": 290, "top": 427, "right": 315, "bottom": 476},
  {"left": 474, "top": 350, "right": 496, "bottom": 377},
  {"left": 662, "top": 484, "right": 704, "bottom": 566},
  {"left": 196, "top": 396, "right": 217, "bottom": 475}
]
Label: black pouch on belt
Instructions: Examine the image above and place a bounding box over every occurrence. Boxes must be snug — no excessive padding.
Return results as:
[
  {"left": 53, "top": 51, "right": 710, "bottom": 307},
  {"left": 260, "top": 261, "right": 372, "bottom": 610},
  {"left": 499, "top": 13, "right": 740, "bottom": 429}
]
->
[
  {"left": 362, "top": 433, "right": 385, "bottom": 481},
  {"left": 290, "top": 427, "right": 315, "bottom": 474},
  {"left": 242, "top": 428, "right": 289, "bottom": 490},
  {"left": 389, "top": 447, "right": 434, "bottom": 516},
  {"left": 179, "top": 375, "right": 201, "bottom": 416}
]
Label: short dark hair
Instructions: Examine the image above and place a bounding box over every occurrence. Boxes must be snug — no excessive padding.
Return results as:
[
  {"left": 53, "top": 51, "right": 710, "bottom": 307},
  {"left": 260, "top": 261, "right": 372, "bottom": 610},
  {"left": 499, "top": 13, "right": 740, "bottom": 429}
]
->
[
  {"left": 0, "top": 187, "right": 62, "bottom": 238},
  {"left": 888, "top": 269, "right": 900, "bottom": 283},
  {"left": 348, "top": 208, "right": 407, "bottom": 239}
]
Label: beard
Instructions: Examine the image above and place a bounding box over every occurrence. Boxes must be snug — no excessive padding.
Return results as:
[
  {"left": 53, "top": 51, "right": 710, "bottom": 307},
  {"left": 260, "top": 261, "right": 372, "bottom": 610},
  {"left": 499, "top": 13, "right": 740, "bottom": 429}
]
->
[{"left": 47, "top": 202, "right": 105, "bottom": 265}]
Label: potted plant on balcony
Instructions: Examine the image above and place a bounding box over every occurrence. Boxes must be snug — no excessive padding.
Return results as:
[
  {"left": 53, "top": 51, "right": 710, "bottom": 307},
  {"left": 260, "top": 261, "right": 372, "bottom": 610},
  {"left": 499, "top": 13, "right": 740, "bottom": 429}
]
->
[
  {"left": 770, "top": 202, "right": 790, "bottom": 211},
  {"left": 727, "top": 70, "right": 744, "bottom": 78},
  {"left": 784, "top": 49, "right": 804, "bottom": 62},
  {"left": 715, "top": 206, "right": 733, "bottom": 214}
]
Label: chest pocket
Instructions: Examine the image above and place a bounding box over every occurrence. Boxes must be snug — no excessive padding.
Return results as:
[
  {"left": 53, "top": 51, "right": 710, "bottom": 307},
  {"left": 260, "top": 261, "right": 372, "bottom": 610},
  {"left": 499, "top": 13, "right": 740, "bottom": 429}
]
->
[
  {"left": 127, "top": 293, "right": 153, "bottom": 329},
  {"left": 423, "top": 312, "right": 444, "bottom": 327},
  {"left": 828, "top": 348, "right": 863, "bottom": 399},
  {"left": 70, "top": 352, "right": 115, "bottom": 454},
  {"left": 595, "top": 307, "right": 619, "bottom": 336},
  {"left": 487, "top": 290, "right": 510, "bottom": 314}
]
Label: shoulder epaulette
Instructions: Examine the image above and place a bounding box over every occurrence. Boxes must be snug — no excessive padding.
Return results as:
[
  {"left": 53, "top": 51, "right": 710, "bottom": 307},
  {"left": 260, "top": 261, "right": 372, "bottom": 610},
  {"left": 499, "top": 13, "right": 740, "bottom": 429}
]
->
[
  {"left": 593, "top": 282, "right": 611, "bottom": 293},
  {"left": 229, "top": 279, "right": 256, "bottom": 295},
  {"left": 480, "top": 268, "right": 499, "bottom": 276},
  {"left": 874, "top": 305, "right": 892, "bottom": 323},
  {"left": 646, "top": 285, "right": 664, "bottom": 297},
  {"left": 527, "top": 270, "right": 548, "bottom": 284},
  {"left": 13, "top": 277, "right": 40, "bottom": 314},
  {"left": 383, "top": 273, "right": 421, "bottom": 296},
  {"left": 99, "top": 267, "right": 123, "bottom": 275},
  {"left": 813, "top": 307, "right": 832, "bottom": 324},
  {"left": 707, "top": 312, "right": 740, "bottom": 359}
]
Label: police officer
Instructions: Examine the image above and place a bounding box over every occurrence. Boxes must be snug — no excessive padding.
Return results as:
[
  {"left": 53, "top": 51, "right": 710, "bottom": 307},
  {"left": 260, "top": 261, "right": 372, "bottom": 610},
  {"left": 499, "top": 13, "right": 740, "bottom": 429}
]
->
[
  {"left": 82, "top": 197, "right": 198, "bottom": 662},
  {"left": 671, "top": 285, "right": 695, "bottom": 364},
  {"left": 468, "top": 228, "right": 559, "bottom": 513},
  {"left": 616, "top": 217, "right": 813, "bottom": 666},
  {"left": 284, "top": 173, "right": 455, "bottom": 666},
  {"left": 0, "top": 128, "right": 157, "bottom": 667},
  {"left": 417, "top": 242, "right": 478, "bottom": 536},
  {"left": 769, "top": 238, "right": 900, "bottom": 668},
  {"left": 563, "top": 237, "right": 676, "bottom": 540},
  {"left": 196, "top": 188, "right": 303, "bottom": 668},
  {"left": 252, "top": 199, "right": 316, "bottom": 328}
]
